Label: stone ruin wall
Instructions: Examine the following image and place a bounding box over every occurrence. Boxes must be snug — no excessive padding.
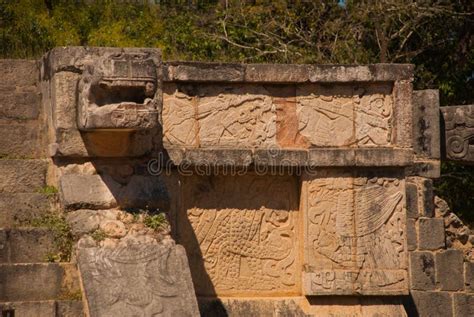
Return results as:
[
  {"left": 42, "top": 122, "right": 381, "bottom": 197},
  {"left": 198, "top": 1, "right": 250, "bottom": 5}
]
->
[{"left": 1, "top": 46, "right": 474, "bottom": 316}]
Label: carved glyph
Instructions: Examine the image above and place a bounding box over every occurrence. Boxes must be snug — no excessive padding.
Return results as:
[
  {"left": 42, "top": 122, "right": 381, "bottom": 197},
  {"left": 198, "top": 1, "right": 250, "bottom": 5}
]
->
[
  {"left": 303, "top": 171, "right": 408, "bottom": 295},
  {"left": 178, "top": 174, "right": 299, "bottom": 296},
  {"left": 78, "top": 243, "right": 199, "bottom": 317},
  {"left": 441, "top": 105, "right": 474, "bottom": 161}
]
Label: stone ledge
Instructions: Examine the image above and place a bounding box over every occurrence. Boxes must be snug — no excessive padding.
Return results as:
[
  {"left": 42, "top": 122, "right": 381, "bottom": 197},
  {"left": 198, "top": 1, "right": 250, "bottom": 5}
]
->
[
  {"left": 165, "top": 148, "right": 413, "bottom": 167},
  {"left": 163, "top": 62, "right": 414, "bottom": 83}
]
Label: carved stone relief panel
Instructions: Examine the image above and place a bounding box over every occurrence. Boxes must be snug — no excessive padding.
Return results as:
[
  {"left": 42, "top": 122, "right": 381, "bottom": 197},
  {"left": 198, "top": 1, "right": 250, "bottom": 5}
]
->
[
  {"left": 177, "top": 174, "right": 300, "bottom": 296},
  {"left": 163, "top": 82, "right": 394, "bottom": 150},
  {"left": 296, "top": 83, "right": 393, "bottom": 147},
  {"left": 441, "top": 104, "right": 474, "bottom": 162},
  {"left": 303, "top": 170, "right": 408, "bottom": 295},
  {"left": 78, "top": 243, "right": 199, "bottom": 317},
  {"left": 163, "top": 84, "right": 277, "bottom": 148}
]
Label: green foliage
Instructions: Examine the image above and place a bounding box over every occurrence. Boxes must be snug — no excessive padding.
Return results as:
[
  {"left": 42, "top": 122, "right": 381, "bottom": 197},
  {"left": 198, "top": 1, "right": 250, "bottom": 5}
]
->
[
  {"left": 29, "top": 213, "right": 73, "bottom": 262},
  {"left": 143, "top": 212, "right": 168, "bottom": 231},
  {"left": 37, "top": 185, "right": 58, "bottom": 197},
  {"left": 1, "top": 0, "right": 473, "bottom": 222},
  {"left": 90, "top": 229, "right": 106, "bottom": 242}
]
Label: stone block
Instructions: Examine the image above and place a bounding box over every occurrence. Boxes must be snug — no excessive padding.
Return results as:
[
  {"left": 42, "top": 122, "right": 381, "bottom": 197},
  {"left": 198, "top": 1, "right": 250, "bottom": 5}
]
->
[
  {"left": 420, "top": 178, "right": 434, "bottom": 217},
  {"left": 0, "top": 230, "right": 7, "bottom": 263},
  {"left": 7, "top": 228, "right": 56, "bottom": 263},
  {"left": 0, "top": 193, "right": 55, "bottom": 227},
  {"left": 407, "top": 218, "right": 417, "bottom": 251},
  {"left": 441, "top": 104, "right": 474, "bottom": 162},
  {"left": 409, "top": 251, "right": 435, "bottom": 290},
  {"left": 307, "top": 149, "right": 355, "bottom": 166},
  {"left": 0, "top": 123, "right": 40, "bottom": 158},
  {"left": 436, "top": 249, "right": 464, "bottom": 291},
  {"left": 177, "top": 173, "right": 300, "bottom": 297},
  {"left": 465, "top": 261, "right": 474, "bottom": 292},
  {"left": 354, "top": 148, "right": 413, "bottom": 166},
  {"left": 406, "top": 160, "right": 441, "bottom": 178},
  {"left": 0, "top": 160, "right": 47, "bottom": 193},
  {"left": 50, "top": 72, "right": 80, "bottom": 130},
  {"left": 0, "top": 90, "right": 40, "bottom": 120},
  {"left": 59, "top": 174, "right": 118, "bottom": 210},
  {"left": 410, "top": 291, "right": 453, "bottom": 317},
  {"left": 0, "top": 59, "right": 38, "bottom": 87},
  {"left": 164, "top": 62, "right": 245, "bottom": 82},
  {"left": 56, "top": 300, "right": 84, "bottom": 317},
  {"left": 76, "top": 49, "right": 162, "bottom": 131},
  {"left": 0, "top": 301, "right": 56, "bottom": 317},
  {"left": 392, "top": 80, "right": 413, "bottom": 148},
  {"left": 454, "top": 293, "right": 474, "bottom": 317},
  {"left": 78, "top": 243, "right": 199, "bottom": 317},
  {"left": 308, "top": 64, "right": 413, "bottom": 82},
  {"left": 418, "top": 218, "right": 445, "bottom": 250},
  {"left": 245, "top": 64, "right": 309, "bottom": 82},
  {"left": 412, "top": 89, "right": 441, "bottom": 159},
  {"left": 406, "top": 182, "right": 419, "bottom": 218},
  {"left": 303, "top": 171, "right": 408, "bottom": 295},
  {"left": 0, "top": 263, "right": 77, "bottom": 301}
]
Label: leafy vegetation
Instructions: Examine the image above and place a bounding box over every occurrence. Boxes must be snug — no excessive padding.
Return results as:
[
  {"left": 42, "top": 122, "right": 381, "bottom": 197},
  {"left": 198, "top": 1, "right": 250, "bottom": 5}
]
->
[
  {"left": 90, "top": 229, "right": 106, "bottom": 242},
  {"left": 1, "top": 0, "right": 473, "bottom": 222},
  {"left": 29, "top": 213, "right": 73, "bottom": 262},
  {"left": 37, "top": 185, "right": 58, "bottom": 197},
  {"left": 143, "top": 212, "right": 168, "bottom": 231}
]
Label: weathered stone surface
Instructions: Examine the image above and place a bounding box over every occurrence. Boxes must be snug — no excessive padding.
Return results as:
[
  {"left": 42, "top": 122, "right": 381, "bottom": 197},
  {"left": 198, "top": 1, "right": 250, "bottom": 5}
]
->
[
  {"left": 353, "top": 148, "right": 413, "bottom": 166},
  {"left": 421, "top": 178, "right": 434, "bottom": 217},
  {"left": 0, "top": 193, "right": 55, "bottom": 227},
  {"left": 303, "top": 170, "right": 408, "bottom": 295},
  {"left": 0, "top": 160, "right": 47, "bottom": 193},
  {"left": 0, "top": 90, "right": 40, "bottom": 120},
  {"left": 454, "top": 293, "right": 474, "bottom": 317},
  {"left": 410, "top": 291, "right": 453, "bottom": 317},
  {"left": 0, "top": 301, "right": 56, "bottom": 317},
  {"left": 306, "top": 297, "right": 407, "bottom": 317},
  {"left": 0, "top": 123, "right": 40, "bottom": 158},
  {"left": 59, "top": 174, "right": 118, "bottom": 210},
  {"left": 0, "top": 59, "right": 38, "bottom": 87},
  {"left": 198, "top": 298, "right": 309, "bottom": 317},
  {"left": 56, "top": 300, "right": 84, "bottom": 317},
  {"left": 308, "top": 64, "right": 413, "bottom": 82},
  {"left": 418, "top": 218, "right": 445, "bottom": 250},
  {"left": 0, "top": 263, "right": 80, "bottom": 301},
  {"left": 465, "top": 261, "right": 474, "bottom": 292},
  {"left": 78, "top": 243, "right": 199, "bottom": 317},
  {"left": 409, "top": 251, "right": 435, "bottom": 290},
  {"left": 413, "top": 89, "right": 441, "bottom": 159},
  {"left": 407, "top": 218, "right": 417, "bottom": 251},
  {"left": 178, "top": 174, "right": 300, "bottom": 296},
  {"left": 392, "top": 80, "right": 413, "bottom": 148},
  {"left": 66, "top": 209, "right": 121, "bottom": 236},
  {"left": 406, "top": 182, "right": 419, "bottom": 218},
  {"left": 164, "top": 62, "right": 245, "bottom": 82},
  {"left": 406, "top": 160, "right": 441, "bottom": 178},
  {"left": 163, "top": 81, "right": 411, "bottom": 153},
  {"left": 245, "top": 64, "right": 309, "bottom": 82},
  {"left": 2, "top": 228, "right": 56, "bottom": 263},
  {"left": 77, "top": 49, "right": 162, "bottom": 131},
  {"left": 436, "top": 249, "right": 464, "bottom": 291},
  {"left": 441, "top": 104, "right": 474, "bottom": 162}
]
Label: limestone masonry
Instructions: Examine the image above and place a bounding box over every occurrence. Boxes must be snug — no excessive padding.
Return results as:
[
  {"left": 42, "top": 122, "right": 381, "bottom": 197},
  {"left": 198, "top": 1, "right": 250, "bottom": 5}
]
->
[{"left": 0, "top": 47, "right": 473, "bottom": 316}]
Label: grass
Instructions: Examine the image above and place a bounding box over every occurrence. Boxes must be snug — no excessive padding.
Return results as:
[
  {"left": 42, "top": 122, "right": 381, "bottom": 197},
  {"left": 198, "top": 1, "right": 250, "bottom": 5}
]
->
[
  {"left": 29, "top": 213, "right": 73, "bottom": 262},
  {"left": 37, "top": 185, "right": 59, "bottom": 197},
  {"left": 90, "top": 229, "right": 106, "bottom": 242},
  {"left": 143, "top": 212, "right": 168, "bottom": 231}
]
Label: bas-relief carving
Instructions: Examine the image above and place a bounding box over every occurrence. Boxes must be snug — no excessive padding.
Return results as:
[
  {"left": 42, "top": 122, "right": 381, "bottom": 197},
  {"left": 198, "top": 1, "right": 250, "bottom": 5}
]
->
[
  {"left": 296, "top": 84, "right": 393, "bottom": 147},
  {"left": 163, "top": 84, "right": 276, "bottom": 148},
  {"left": 303, "top": 171, "right": 408, "bottom": 295},
  {"left": 178, "top": 174, "right": 300, "bottom": 296},
  {"left": 78, "top": 243, "right": 199, "bottom": 317},
  {"left": 78, "top": 50, "right": 161, "bottom": 131},
  {"left": 163, "top": 83, "right": 394, "bottom": 149},
  {"left": 441, "top": 105, "right": 474, "bottom": 161}
]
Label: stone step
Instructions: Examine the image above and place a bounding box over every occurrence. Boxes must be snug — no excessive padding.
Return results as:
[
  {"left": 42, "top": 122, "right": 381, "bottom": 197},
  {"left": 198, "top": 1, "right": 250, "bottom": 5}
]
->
[
  {"left": 0, "top": 300, "right": 83, "bottom": 317},
  {"left": 0, "top": 159, "right": 47, "bottom": 193},
  {"left": 0, "top": 228, "right": 59, "bottom": 264},
  {"left": 0, "top": 123, "right": 42, "bottom": 158},
  {"left": 0, "top": 263, "right": 81, "bottom": 302},
  {"left": 0, "top": 193, "right": 56, "bottom": 227},
  {"left": 0, "top": 60, "right": 38, "bottom": 88},
  {"left": 0, "top": 89, "right": 40, "bottom": 120}
]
